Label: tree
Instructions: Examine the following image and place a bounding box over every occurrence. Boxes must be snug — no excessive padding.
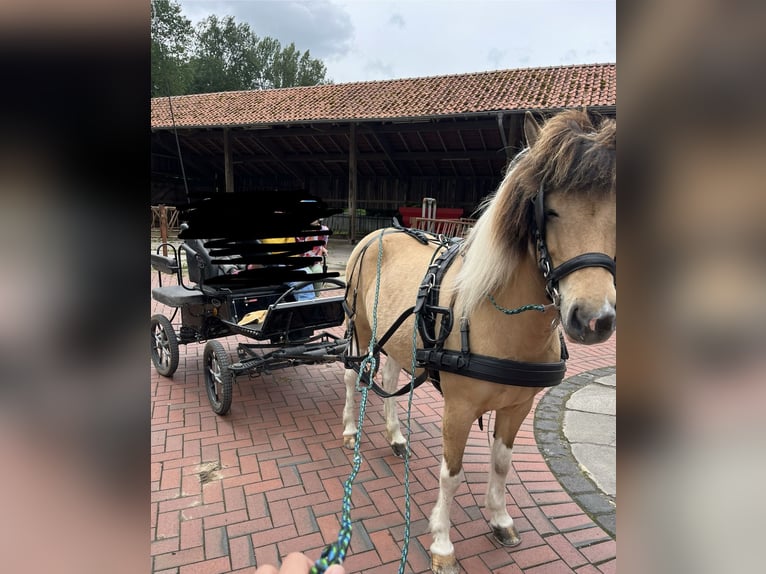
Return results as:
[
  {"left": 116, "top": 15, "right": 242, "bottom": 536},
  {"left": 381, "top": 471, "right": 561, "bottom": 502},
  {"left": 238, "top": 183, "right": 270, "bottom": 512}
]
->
[
  {"left": 150, "top": 0, "right": 331, "bottom": 95},
  {"left": 151, "top": 0, "right": 194, "bottom": 96},
  {"left": 187, "top": 15, "right": 263, "bottom": 93}
]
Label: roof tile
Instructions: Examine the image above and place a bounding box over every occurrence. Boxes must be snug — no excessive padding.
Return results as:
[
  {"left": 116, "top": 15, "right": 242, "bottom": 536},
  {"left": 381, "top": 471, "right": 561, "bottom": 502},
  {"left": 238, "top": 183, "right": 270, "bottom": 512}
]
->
[{"left": 151, "top": 63, "right": 615, "bottom": 129}]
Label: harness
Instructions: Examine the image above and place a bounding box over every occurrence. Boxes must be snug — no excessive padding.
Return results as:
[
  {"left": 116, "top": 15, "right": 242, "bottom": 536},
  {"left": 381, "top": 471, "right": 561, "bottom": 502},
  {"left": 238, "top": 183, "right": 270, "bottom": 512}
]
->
[{"left": 343, "top": 185, "right": 616, "bottom": 397}]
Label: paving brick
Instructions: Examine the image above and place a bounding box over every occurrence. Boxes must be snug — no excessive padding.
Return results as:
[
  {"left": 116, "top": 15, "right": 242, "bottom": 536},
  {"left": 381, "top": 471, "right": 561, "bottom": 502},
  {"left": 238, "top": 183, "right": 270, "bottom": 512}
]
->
[
  {"left": 181, "top": 502, "right": 226, "bottom": 521},
  {"left": 203, "top": 509, "right": 249, "bottom": 530},
  {"left": 157, "top": 511, "right": 182, "bottom": 539},
  {"left": 521, "top": 506, "right": 558, "bottom": 536},
  {"left": 268, "top": 499, "right": 293, "bottom": 528},
  {"left": 159, "top": 495, "right": 203, "bottom": 514},
  {"left": 580, "top": 539, "right": 616, "bottom": 564},
  {"left": 250, "top": 524, "right": 298, "bottom": 547},
  {"left": 226, "top": 517, "right": 273, "bottom": 538},
  {"left": 541, "top": 502, "right": 583, "bottom": 519},
  {"left": 510, "top": 544, "right": 560, "bottom": 569},
  {"left": 202, "top": 480, "right": 223, "bottom": 504},
  {"left": 180, "top": 518, "right": 203, "bottom": 550},
  {"left": 546, "top": 533, "right": 589, "bottom": 568},
  {"left": 598, "top": 558, "right": 616, "bottom": 574},
  {"left": 525, "top": 559, "right": 576, "bottom": 574},
  {"left": 204, "top": 526, "right": 228, "bottom": 559},
  {"left": 565, "top": 526, "right": 611, "bottom": 547},
  {"left": 152, "top": 537, "right": 180, "bottom": 556},
  {"left": 223, "top": 487, "right": 246, "bottom": 512},
  {"left": 178, "top": 556, "right": 231, "bottom": 574},
  {"left": 251, "top": 543, "right": 279, "bottom": 569},
  {"left": 228, "top": 535, "right": 255, "bottom": 570},
  {"left": 153, "top": 547, "right": 206, "bottom": 571},
  {"left": 552, "top": 514, "right": 596, "bottom": 532}
]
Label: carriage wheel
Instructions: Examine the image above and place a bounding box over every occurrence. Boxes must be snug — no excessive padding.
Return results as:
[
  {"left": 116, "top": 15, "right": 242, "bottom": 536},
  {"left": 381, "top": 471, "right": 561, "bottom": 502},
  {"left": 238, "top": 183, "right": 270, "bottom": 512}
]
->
[
  {"left": 151, "top": 314, "right": 179, "bottom": 377},
  {"left": 203, "top": 340, "right": 233, "bottom": 415}
]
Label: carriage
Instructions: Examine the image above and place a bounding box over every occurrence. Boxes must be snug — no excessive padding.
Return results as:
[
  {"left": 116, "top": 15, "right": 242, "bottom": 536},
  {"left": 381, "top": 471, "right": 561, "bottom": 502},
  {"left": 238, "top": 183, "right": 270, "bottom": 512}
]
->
[{"left": 150, "top": 192, "right": 348, "bottom": 415}]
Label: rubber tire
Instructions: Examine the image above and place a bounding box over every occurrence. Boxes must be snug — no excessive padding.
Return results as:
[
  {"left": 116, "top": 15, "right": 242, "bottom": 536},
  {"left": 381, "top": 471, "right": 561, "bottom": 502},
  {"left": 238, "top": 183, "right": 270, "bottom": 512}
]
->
[
  {"left": 203, "top": 340, "right": 233, "bottom": 415},
  {"left": 151, "top": 314, "right": 179, "bottom": 377}
]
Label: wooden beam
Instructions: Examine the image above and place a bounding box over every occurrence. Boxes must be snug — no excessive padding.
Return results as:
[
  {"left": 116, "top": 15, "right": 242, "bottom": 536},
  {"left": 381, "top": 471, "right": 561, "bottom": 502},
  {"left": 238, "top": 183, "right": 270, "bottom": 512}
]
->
[
  {"left": 223, "top": 128, "right": 234, "bottom": 193},
  {"left": 348, "top": 123, "right": 357, "bottom": 243}
]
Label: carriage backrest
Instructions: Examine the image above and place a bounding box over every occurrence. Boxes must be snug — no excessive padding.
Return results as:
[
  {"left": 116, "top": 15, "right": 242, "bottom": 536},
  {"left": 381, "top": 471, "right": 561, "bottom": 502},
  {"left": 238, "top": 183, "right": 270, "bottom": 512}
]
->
[{"left": 181, "top": 239, "right": 227, "bottom": 285}]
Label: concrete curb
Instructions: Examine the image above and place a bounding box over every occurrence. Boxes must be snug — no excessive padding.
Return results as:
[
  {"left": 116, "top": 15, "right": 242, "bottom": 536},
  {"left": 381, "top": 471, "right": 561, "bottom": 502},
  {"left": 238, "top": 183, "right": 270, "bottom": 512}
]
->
[{"left": 534, "top": 365, "right": 616, "bottom": 538}]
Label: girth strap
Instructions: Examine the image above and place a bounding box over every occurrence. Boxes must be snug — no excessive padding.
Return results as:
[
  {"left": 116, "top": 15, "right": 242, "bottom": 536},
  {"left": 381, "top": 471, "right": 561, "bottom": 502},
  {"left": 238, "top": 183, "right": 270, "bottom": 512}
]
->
[{"left": 416, "top": 349, "right": 566, "bottom": 387}]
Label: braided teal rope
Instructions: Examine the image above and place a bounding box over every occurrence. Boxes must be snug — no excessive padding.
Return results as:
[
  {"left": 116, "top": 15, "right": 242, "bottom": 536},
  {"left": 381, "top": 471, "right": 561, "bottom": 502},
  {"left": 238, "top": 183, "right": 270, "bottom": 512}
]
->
[
  {"left": 487, "top": 293, "right": 547, "bottom": 315},
  {"left": 396, "top": 309, "right": 419, "bottom": 573},
  {"left": 311, "top": 231, "right": 386, "bottom": 574}
]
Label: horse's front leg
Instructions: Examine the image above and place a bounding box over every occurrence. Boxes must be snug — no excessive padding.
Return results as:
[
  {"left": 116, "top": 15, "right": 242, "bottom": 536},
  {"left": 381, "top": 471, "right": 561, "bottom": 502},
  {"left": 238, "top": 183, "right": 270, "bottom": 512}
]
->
[
  {"left": 429, "top": 405, "right": 473, "bottom": 574},
  {"left": 486, "top": 402, "right": 534, "bottom": 547},
  {"left": 381, "top": 358, "right": 407, "bottom": 457}
]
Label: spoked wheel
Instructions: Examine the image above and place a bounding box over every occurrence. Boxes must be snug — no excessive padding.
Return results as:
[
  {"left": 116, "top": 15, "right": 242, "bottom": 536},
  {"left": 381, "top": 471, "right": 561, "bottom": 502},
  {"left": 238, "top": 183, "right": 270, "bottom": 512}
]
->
[
  {"left": 203, "top": 340, "right": 233, "bottom": 415},
  {"left": 151, "top": 314, "right": 179, "bottom": 377}
]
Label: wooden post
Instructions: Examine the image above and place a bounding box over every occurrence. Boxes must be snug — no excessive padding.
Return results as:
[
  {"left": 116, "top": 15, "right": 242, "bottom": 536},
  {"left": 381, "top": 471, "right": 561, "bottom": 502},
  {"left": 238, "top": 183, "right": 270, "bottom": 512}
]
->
[
  {"left": 348, "top": 123, "right": 357, "bottom": 243},
  {"left": 223, "top": 128, "right": 234, "bottom": 193},
  {"left": 159, "top": 204, "right": 168, "bottom": 256}
]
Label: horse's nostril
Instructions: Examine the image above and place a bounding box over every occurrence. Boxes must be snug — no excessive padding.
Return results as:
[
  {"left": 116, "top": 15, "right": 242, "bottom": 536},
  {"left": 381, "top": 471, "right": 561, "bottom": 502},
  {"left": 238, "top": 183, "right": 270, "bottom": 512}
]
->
[
  {"left": 569, "top": 306, "right": 583, "bottom": 332},
  {"left": 595, "top": 312, "right": 615, "bottom": 333}
]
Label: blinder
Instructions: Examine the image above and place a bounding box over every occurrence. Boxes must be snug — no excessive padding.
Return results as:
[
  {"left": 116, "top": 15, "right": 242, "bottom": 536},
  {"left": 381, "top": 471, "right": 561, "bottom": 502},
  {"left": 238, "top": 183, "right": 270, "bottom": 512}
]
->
[{"left": 532, "top": 182, "right": 616, "bottom": 303}]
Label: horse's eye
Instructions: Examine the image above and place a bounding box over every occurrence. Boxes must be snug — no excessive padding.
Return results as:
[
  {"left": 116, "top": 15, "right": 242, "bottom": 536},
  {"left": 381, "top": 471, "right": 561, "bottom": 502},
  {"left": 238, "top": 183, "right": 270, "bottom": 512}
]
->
[{"left": 545, "top": 210, "right": 559, "bottom": 219}]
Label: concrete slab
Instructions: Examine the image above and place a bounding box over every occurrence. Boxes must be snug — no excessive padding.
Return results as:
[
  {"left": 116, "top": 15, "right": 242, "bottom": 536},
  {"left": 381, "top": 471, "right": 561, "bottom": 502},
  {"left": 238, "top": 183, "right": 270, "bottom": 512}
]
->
[
  {"left": 563, "top": 410, "right": 616, "bottom": 446},
  {"left": 595, "top": 373, "right": 616, "bottom": 387},
  {"left": 571, "top": 443, "right": 616, "bottom": 497},
  {"left": 567, "top": 385, "right": 615, "bottom": 415}
]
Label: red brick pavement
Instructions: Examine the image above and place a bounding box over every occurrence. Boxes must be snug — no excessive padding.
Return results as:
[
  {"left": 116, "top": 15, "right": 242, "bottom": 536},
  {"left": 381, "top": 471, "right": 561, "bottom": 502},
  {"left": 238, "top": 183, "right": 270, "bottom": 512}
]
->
[{"left": 151, "top": 272, "right": 616, "bottom": 573}]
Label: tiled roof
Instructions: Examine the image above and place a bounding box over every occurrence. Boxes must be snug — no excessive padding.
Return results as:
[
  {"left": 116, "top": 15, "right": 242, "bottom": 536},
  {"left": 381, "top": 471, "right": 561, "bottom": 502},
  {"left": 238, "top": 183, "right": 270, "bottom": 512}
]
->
[{"left": 151, "top": 63, "right": 615, "bottom": 129}]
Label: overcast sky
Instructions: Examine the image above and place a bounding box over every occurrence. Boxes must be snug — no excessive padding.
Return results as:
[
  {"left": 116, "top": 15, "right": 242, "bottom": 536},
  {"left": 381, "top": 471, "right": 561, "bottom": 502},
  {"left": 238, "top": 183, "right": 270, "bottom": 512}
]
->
[{"left": 177, "top": 0, "right": 615, "bottom": 84}]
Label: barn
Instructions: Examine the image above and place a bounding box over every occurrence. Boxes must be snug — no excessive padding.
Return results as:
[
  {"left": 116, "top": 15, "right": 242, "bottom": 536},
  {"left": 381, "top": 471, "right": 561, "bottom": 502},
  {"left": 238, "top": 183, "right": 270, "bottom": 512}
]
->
[{"left": 151, "top": 63, "right": 615, "bottom": 240}]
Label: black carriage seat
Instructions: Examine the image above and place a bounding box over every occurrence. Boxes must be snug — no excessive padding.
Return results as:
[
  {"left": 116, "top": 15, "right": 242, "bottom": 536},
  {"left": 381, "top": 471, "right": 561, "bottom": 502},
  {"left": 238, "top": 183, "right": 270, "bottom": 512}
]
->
[{"left": 181, "top": 239, "right": 239, "bottom": 285}]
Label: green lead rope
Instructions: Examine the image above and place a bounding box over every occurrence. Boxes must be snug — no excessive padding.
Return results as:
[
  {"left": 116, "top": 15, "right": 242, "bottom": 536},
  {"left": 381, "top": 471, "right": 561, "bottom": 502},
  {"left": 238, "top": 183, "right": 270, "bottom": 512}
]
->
[
  {"left": 311, "top": 231, "right": 386, "bottom": 574},
  {"left": 487, "top": 293, "right": 548, "bottom": 315}
]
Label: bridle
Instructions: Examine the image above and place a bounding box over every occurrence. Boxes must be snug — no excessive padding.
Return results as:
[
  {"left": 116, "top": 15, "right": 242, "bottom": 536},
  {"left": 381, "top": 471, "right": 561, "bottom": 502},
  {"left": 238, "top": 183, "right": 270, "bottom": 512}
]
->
[{"left": 532, "top": 182, "right": 616, "bottom": 305}]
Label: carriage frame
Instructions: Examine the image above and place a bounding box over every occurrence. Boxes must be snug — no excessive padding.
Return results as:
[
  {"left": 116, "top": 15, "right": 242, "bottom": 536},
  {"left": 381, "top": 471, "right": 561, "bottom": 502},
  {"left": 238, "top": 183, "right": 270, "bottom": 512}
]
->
[{"left": 150, "top": 237, "right": 348, "bottom": 415}]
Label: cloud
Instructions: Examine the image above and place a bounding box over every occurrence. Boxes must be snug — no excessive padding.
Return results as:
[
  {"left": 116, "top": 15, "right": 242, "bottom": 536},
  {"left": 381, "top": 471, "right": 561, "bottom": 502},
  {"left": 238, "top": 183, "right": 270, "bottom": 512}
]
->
[
  {"left": 179, "top": 0, "right": 354, "bottom": 60},
  {"left": 388, "top": 13, "right": 405, "bottom": 28},
  {"left": 487, "top": 47, "right": 506, "bottom": 68},
  {"left": 363, "top": 59, "right": 394, "bottom": 79}
]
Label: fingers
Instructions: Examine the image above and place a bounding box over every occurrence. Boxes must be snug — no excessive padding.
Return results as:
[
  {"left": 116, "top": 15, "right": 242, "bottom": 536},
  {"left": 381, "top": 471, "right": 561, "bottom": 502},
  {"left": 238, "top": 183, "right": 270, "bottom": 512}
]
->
[
  {"left": 252, "top": 551, "right": 345, "bottom": 573},
  {"left": 279, "top": 552, "right": 314, "bottom": 571}
]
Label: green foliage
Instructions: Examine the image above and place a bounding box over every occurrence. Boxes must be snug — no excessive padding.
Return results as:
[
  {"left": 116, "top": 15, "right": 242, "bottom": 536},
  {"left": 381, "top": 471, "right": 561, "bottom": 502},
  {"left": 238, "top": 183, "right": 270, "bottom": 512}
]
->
[
  {"left": 151, "top": 0, "right": 194, "bottom": 96},
  {"left": 151, "top": 0, "right": 330, "bottom": 96}
]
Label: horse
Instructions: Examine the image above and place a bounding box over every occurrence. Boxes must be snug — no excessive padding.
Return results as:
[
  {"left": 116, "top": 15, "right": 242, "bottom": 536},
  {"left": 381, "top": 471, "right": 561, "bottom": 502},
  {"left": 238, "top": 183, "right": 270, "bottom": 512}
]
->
[{"left": 340, "top": 109, "right": 616, "bottom": 574}]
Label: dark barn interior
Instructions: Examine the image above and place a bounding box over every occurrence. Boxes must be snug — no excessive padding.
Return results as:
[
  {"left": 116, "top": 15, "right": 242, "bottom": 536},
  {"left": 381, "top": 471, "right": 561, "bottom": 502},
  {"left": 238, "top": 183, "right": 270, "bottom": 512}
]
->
[{"left": 151, "top": 64, "right": 615, "bottom": 239}]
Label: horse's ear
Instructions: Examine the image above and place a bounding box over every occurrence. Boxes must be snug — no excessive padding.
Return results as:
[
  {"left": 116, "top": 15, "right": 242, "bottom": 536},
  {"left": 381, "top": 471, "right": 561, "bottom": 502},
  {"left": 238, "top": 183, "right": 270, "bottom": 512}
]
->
[{"left": 524, "top": 111, "right": 542, "bottom": 147}]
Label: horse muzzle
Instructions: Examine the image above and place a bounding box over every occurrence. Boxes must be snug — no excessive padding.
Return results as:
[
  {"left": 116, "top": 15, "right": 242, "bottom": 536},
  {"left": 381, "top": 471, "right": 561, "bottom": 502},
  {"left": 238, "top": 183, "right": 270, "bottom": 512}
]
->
[{"left": 564, "top": 301, "right": 616, "bottom": 345}]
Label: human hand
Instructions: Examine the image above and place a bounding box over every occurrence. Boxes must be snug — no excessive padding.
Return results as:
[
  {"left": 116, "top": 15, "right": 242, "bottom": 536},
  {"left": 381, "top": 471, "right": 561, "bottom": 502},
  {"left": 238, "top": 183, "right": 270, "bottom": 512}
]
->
[{"left": 253, "top": 552, "right": 345, "bottom": 574}]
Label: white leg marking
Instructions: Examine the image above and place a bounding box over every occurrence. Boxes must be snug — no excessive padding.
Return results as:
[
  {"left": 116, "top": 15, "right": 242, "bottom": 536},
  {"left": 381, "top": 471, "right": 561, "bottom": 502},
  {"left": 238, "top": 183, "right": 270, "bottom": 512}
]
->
[
  {"left": 486, "top": 438, "right": 514, "bottom": 529},
  {"left": 341, "top": 367, "right": 358, "bottom": 444},
  {"left": 381, "top": 358, "right": 406, "bottom": 446},
  {"left": 429, "top": 458, "right": 464, "bottom": 557}
]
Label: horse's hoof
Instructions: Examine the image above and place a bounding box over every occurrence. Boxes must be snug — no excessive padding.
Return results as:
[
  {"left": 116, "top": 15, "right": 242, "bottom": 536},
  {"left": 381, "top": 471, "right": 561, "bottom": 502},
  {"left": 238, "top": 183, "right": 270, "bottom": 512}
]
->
[
  {"left": 491, "top": 524, "right": 522, "bottom": 547},
  {"left": 343, "top": 436, "right": 356, "bottom": 450},
  {"left": 431, "top": 552, "right": 460, "bottom": 574},
  {"left": 391, "top": 442, "right": 408, "bottom": 458}
]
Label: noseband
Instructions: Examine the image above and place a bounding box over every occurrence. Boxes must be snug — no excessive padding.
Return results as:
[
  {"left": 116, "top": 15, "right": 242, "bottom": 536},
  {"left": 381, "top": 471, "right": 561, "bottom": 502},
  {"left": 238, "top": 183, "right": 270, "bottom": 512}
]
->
[{"left": 532, "top": 183, "right": 616, "bottom": 304}]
